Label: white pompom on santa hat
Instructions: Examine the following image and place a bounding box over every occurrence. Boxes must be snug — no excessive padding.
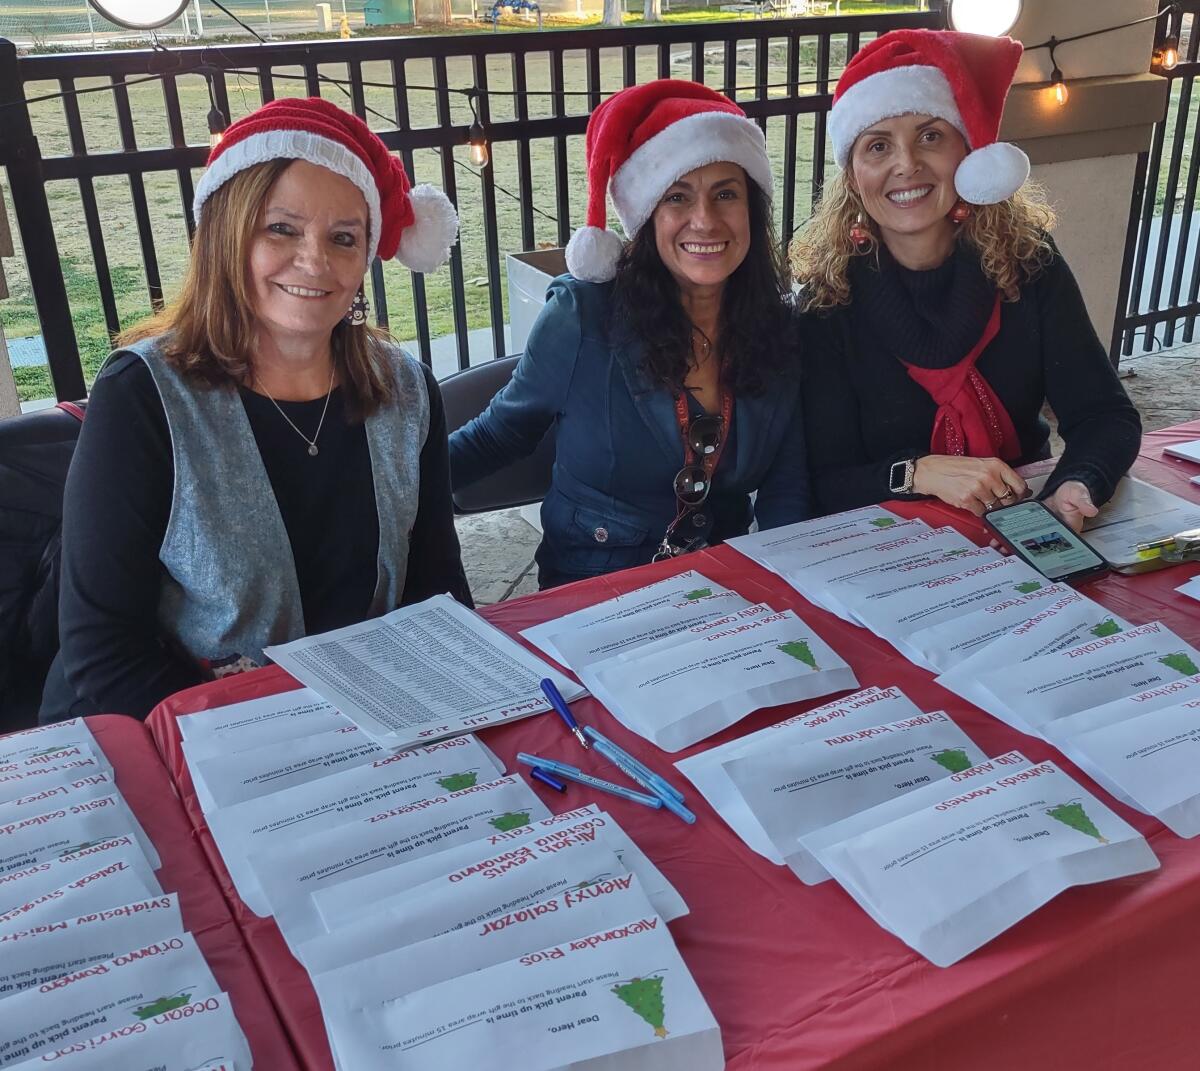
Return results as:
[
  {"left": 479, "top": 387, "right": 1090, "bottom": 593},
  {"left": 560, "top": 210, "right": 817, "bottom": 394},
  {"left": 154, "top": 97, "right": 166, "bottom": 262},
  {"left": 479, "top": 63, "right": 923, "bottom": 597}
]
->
[
  {"left": 828, "top": 29, "right": 1030, "bottom": 206},
  {"left": 193, "top": 97, "right": 458, "bottom": 273},
  {"left": 565, "top": 79, "right": 774, "bottom": 283}
]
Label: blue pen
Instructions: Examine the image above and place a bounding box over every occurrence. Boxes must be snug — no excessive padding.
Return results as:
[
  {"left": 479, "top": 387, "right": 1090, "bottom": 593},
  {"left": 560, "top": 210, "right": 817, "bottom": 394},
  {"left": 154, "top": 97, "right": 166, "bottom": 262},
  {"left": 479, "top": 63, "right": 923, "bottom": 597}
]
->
[
  {"left": 540, "top": 678, "right": 589, "bottom": 751},
  {"left": 589, "top": 737, "right": 697, "bottom": 825},
  {"left": 583, "top": 726, "right": 686, "bottom": 805},
  {"left": 530, "top": 766, "right": 567, "bottom": 793},
  {"left": 516, "top": 753, "right": 662, "bottom": 810}
]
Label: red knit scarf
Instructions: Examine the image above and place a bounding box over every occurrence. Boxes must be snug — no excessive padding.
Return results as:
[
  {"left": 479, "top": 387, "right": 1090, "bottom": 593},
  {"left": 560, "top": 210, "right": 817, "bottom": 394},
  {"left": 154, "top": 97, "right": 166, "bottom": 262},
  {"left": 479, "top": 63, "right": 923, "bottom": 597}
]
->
[{"left": 902, "top": 293, "right": 1021, "bottom": 460}]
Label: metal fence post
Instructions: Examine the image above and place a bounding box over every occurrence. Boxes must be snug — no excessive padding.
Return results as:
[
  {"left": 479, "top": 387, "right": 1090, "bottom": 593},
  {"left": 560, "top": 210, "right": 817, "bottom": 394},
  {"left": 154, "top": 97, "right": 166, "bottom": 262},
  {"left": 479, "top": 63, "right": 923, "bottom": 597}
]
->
[{"left": 0, "top": 39, "right": 85, "bottom": 401}]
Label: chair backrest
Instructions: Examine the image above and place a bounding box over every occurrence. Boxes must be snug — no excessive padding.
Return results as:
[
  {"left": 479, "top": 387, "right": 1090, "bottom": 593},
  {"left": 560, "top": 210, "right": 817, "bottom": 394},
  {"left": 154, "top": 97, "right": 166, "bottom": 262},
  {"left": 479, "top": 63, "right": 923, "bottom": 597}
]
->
[
  {"left": 0, "top": 401, "right": 87, "bottom": 734},
  {"left": 440, "top": 356, "right": 555, "bottom": 514}
]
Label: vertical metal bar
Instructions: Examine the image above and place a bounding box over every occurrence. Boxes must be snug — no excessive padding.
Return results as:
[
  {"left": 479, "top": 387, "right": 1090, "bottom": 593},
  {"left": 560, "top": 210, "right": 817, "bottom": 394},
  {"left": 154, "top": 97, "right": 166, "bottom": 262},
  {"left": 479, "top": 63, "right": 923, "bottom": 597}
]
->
[
  {"left": 1167, "top": 31, "right": 1200, "bottom": 342},
  {"left": 512, "top": 51, "right": 535, "bottom": 251},
  {"left": 392, "top": 56, "right": 432, "bottom": 367},
  {"left": 347, "top": 59, "right": 389, "bottom": 329},
  {"left": 257, "top": 65, "right": 275, "bottom": 103},
  {"left": 781, "top": 31, "right": 799, "bottom": 243},
  {"left": 1109, "top": 150, "right": 1150, "bottom": 366},
  {"left": 159, "top": 73, "right": 196, "bottom": 242},
  {"left": 550, "top": 48, "right": 571, "bottom": 247},
  {"left": 0, "top": 42, "right": 84, "bottom": 399},
  {"left": 434, "top": 54, "right": 471, "bottom": 371},
  {"left": 473, "top": 55, "right": 506, "bottom": 360},
  {"left": 586, "top": 46, "right": 601, "bottom": 111},
  {"left": 60, "top": 79, "right": 120, "bottom": 339},
  {"left": 753, "top": 34, "right": 768, "bottom": 134},
  {"left": 1125, "top": 116, "right": 1168, "bottom": 356},
  {"left": 723, "top": 39, "right": 736, "bottom": 99},
  {"left": 110, "top": 73, "right": 164, "bottom": 311},
  {"left": 812, "top": 32, "right": 830, "bottom": 206},
  {"left": 304, "top": 61, "right": 322, "bottom": 96},
  {"left": 1148, "top": 68, "right": 1192, "bottom": 346},
  {"left": 623, "top": 44, "right": 637, "bottom": 87},
  {"left": 658, "top": 42, "right": 671, "bottom": 79},
  {"left": 691, "top": 37, "right": 705, "bottom": 82}
]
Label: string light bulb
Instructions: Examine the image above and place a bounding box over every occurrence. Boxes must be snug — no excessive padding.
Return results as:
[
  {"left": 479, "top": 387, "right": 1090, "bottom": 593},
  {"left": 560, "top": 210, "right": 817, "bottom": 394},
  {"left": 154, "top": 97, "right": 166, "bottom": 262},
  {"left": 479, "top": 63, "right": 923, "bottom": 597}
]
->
[
  {"left": 1156, "top": 34, "right": 1180, "bottom": 70},
  {"left": 207, "top": 104, "right": 228, "bottom": 147},
  {"left": 1047, "top": 38, "right": 1068, "bottom": 108},
  {"left": 467, "top": 117, "right": 489, "bottom": 166}
]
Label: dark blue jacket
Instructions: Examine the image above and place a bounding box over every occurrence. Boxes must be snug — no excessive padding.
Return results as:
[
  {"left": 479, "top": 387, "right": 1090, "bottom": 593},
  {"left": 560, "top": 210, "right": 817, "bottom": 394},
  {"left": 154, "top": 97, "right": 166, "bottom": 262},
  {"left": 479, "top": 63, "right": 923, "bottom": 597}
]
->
[{"left": 449, "top": 276, "right": 810, "bottom": 587}]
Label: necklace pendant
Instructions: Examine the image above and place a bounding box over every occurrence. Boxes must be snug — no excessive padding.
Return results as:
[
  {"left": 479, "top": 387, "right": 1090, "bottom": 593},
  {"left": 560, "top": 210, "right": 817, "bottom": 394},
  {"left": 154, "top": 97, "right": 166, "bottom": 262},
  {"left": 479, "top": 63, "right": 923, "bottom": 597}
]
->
[{"left": 307, "top": 443, "right": 319, "bottom": 457}]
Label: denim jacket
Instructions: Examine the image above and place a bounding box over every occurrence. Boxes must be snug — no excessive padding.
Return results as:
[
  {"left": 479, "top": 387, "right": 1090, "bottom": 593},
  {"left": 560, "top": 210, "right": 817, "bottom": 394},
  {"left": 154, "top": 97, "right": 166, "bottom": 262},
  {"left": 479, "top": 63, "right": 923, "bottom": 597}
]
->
[{"left": 449, "top": 275, "right": 810, "bottom": 587}]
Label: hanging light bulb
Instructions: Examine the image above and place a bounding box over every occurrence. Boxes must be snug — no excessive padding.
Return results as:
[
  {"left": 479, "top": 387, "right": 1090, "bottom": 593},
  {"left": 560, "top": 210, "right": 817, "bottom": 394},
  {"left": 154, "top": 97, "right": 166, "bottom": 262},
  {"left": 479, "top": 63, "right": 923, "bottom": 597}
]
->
[
  {"left": 467, "top": 116, "right": 489, "bottom": 167},
  {"left": 1051, "top": 67, "right": 1068, "bottom": 106},
  {"left": 1157, "top": 35, "right": 1180, "bottom": 70},
  {"left": 207, "top": 104, "right": 228, "bottom": 148}
]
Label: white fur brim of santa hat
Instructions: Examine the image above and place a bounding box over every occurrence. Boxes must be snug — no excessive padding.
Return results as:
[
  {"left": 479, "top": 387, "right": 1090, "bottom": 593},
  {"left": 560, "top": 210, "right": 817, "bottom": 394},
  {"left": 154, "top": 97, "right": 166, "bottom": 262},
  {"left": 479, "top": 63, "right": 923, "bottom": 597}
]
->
[
  {"left": 565, "top": 80, "right": 774, "bottom": 284},
  {"left": 193, "top": 100, "right": 458, "bottom": 273},
  {"left": 828, "top": 29, "right": 1030, "bottom": 206}
]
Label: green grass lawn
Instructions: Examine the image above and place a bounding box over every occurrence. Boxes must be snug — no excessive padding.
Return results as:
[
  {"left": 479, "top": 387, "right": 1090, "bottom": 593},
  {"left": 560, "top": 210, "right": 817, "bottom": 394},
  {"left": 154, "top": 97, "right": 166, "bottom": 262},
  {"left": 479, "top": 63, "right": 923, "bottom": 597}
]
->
[{"left": 4, "top": 5, "right": 895, "bottom": 399}]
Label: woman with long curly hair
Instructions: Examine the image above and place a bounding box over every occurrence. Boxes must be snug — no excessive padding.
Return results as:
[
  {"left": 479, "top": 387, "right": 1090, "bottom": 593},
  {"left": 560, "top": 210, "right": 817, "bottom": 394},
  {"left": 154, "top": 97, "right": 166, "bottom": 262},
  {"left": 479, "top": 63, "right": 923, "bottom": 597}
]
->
[
  {"left": 792, "top": 30, "right": 1139, "bottom": 524},
  {"left": 451, "top": 80, "right": 809, "bottom": 587},
  {"left": 44, "top": 98, "right": 467, "bottom": 721}
]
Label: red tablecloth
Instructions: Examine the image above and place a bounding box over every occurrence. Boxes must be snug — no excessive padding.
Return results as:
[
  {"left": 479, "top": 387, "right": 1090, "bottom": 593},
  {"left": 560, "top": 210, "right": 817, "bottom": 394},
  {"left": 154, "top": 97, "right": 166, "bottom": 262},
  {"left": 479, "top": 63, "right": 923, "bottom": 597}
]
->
[
  {"left": 144, "top": 424, "right": 1200, "bottom": 1071},
  {"left": 80, "top": 716, "right": 300, "bottom": 1070}
]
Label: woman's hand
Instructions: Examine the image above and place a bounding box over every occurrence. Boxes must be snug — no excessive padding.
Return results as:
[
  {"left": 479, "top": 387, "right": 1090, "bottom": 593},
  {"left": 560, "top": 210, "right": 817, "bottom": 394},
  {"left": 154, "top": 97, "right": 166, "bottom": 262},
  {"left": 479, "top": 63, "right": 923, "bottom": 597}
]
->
[
  {"left": 912, "top": 455, "right": 1027, "bottom": 516},
  {"left": 1043, "top": 479, "right": 1098, "bottom": 533}
]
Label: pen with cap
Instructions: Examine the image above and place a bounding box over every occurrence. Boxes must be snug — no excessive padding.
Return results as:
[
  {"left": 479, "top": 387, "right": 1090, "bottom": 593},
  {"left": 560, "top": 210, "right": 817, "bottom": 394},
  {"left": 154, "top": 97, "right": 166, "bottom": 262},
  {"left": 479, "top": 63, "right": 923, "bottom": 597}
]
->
[
  {"left": 540, "top": 678, "right": 589, "bottom": 750},
  {"left": 583, "top": 726, "right": 686, "bottom": 806},
  {"left": 516, "top": 753, "right": 662, "bottom": 810},
  {"left": 587, "top": 734, "right": 696, "bottom": 825}
]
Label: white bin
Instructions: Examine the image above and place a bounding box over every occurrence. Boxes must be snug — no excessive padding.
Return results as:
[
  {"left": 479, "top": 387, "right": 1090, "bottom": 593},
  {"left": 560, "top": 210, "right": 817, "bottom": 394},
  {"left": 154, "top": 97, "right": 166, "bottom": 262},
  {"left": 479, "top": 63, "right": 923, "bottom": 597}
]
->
[{"left": 505, "top": 247, "right": 567, "bottom": 355}]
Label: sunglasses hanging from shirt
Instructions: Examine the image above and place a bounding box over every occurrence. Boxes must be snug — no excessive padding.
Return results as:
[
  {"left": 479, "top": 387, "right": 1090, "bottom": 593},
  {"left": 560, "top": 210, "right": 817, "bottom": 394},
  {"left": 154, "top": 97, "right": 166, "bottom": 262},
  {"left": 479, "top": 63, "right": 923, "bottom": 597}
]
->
[{"left": 653, "top": 389, "right": 734, "bottom": 563}]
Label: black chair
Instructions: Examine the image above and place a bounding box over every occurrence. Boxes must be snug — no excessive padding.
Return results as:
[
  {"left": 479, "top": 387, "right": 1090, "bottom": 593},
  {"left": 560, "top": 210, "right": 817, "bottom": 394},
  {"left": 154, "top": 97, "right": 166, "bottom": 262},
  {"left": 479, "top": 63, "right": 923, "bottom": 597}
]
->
[
  {"left": 440, "top": 355, "right": 555, "bottom": 514},
  {"left": 0, "top": 401, "right": 87, "bottom": 734}
]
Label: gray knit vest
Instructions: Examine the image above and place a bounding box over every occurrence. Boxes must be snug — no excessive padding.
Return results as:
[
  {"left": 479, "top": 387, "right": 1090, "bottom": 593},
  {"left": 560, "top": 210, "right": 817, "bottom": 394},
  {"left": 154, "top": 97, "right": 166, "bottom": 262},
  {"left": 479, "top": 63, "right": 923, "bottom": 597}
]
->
[{"left": 111, "top": 337, "right": 428, "bottom": 671}]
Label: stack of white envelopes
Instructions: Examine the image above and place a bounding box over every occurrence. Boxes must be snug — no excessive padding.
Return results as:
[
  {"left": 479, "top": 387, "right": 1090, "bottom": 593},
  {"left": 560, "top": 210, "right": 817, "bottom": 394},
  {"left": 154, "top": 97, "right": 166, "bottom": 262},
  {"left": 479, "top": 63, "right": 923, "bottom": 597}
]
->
[
  {"left": 523, "top": 571, "right": 858, "bottom": 752},
  {"left": 0, "top": 720, "right": 251, "bottom": 1070},
  {"left": 181, "top": 693, "right": 723, "bottom": 1071}
]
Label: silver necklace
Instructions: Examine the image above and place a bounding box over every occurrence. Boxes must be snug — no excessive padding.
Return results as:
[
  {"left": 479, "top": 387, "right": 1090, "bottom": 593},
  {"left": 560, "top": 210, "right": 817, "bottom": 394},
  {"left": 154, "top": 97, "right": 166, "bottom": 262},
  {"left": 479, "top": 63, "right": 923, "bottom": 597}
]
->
[{"left": 260, "top": 362, "right": 337, "bottom": 457}]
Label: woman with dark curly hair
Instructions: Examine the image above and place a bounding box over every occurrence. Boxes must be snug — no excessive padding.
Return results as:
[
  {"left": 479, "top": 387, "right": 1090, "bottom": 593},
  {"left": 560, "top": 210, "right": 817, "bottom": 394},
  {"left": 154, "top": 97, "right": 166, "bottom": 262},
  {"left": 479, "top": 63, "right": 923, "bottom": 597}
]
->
[
  {"left": 450, "top": 80, "right": 809, "bottom": 588},
  {"left": 793, "top": 30, "right": 1140, "bottom": 524}
]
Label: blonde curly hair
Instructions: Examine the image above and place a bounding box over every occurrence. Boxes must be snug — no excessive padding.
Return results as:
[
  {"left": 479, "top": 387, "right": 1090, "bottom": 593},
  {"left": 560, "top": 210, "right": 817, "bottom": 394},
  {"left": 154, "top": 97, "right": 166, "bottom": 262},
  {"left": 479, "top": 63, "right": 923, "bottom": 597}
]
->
[{"left": 790, "top": 170, "right": 1057, "bottom": 310}]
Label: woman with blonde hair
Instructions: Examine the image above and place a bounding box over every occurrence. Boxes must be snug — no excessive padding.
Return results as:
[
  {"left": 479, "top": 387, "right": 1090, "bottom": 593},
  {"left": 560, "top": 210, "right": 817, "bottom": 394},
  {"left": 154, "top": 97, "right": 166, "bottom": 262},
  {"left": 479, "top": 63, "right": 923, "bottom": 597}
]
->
[
  {"left": 793, "top": 30, "right": 1139, "bottom": 523},
  {"left": 42, "top": 98, "right": 467, "bottom": 720}
]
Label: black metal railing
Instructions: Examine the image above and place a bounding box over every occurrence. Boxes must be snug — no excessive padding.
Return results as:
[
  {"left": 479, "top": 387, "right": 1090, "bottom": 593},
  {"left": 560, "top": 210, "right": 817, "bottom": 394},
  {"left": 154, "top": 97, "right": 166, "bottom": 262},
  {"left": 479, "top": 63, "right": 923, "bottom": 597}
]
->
[
  {"left": 0, "top": 8, "right": 943, "bottom": 401},
  {"left": 1112, "top": 2, "right": 1200, "bottom": 361}
]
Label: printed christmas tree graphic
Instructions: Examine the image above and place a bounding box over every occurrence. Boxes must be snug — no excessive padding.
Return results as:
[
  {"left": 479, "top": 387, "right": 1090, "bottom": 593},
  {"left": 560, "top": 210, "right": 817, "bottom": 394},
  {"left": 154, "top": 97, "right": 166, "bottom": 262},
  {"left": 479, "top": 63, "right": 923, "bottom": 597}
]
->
[
  {"left": 943, "top": 548, "right": 973, "bottom": 558},
  {"left": 929, "top": 748, "right": 973, "bottom": 774},
  {"left": 612, "top": 974, "right": 668, "bottom": 1038},
  {"left": 1014, "top": 580, "right": 1043, "bottom": 594},
  {"left": 436, "top": 771, "right": 478, "bottom": 792},
  {"left": 870, "top": 517, "right": 896, "bottom": 528},
  {"left": 777, "top": 640, "right": 818, "bottom": 670},
  {"left": 1045, "top": 802, "right": 1108, "bottom": 844},
  {"left": 488, "top": 811, "right": 531, "bottom": 832},
  {"left": 1159, "top": 652, "right": 1200, "bottom": 677},
  {"left": 1089, "top": 619, "right": 1121, "bottom": 638},
  {"left": 684, "top": 587, "right": 713, "bottom": 600},
  {"left": 133, "top": 991, "right": 193, "bottom": 1020}
]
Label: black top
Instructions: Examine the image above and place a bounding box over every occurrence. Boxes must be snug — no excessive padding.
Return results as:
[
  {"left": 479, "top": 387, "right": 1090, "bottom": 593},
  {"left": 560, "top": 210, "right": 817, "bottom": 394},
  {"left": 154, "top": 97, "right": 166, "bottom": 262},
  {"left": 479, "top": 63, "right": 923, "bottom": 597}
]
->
[
  {"left": 44, "top": 354, "right": 471, "bottom": 722},
  {"left": 798, "top": 238, "right": 1142, "bottom": 515}
]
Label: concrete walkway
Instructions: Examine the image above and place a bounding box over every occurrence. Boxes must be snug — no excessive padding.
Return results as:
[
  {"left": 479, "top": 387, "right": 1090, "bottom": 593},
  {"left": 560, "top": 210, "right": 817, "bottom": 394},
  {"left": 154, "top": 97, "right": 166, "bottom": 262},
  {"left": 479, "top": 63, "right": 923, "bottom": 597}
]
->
[{"left": 457, "top": 338, "right": 1200, "bottom": 605}]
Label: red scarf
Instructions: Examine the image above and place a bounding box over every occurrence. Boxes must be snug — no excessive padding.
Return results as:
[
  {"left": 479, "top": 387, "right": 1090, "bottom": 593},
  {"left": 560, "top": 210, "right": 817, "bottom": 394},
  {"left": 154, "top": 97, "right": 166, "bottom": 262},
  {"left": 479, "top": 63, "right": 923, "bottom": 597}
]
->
[{"left": 902, "top": 293, "right": 1021, "bottom": 460}]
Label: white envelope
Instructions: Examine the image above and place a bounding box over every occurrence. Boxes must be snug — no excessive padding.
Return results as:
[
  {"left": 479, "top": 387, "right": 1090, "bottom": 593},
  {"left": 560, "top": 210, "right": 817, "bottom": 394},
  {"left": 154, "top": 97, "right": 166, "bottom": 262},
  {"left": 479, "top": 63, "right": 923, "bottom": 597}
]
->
[
  {"left": 313, "top": 804, "right": 687, "bottom": 929},
  {"left": 313, "top": 877, "right": 659, "bottom": 1071},
  {"left": 0, "top": 851, "right": 161, "bottom": 933},
  {"left": 675, "top": 686, "right": 922, "bottom": 863},
  {"left": 248, "top": 775, "right": 550, "bottom": 952},
  {"left": 207, "top": 733, "right": 503, "bottom": 914},
  {"left": 726, "top": 504, "right": 907, "bottom": 571},
  {"left": 0, "top": 893, "right": 183, "bottom": 997},
  {"left": 587, "top": 607, "right": 858, "bottom": 752},
  {"left": 0, "top": 770, "right": 122, "bottom": 826},
  {"left": 726, "top": 711, "right": 986, "bottom": 883},
  {"left": 336, "top": 916, "right": 723, "bottom": 1071},
  {"left": 0, "top": 752, "right": 112, "bottom": 807},
  {"left": 0, "top": 721, "right": 99, "bottom": 768},
  {"left": 178, "top": 686, "right": 347, "bottom": 749},
  {"left": 816, "top": 761, "right": 1159, "bottom": 967},
  {"left": 0, "top": 932, "right": 219, "bottom": 1067},
  {"left": 0, "top": 793, "right": 160, "bottom": 875},
  {"left": 0, "top": 835, "right": 158, "bottom": 916},
  {"left": 5, "top": 991, "right": 251, "bottom": 1071}
]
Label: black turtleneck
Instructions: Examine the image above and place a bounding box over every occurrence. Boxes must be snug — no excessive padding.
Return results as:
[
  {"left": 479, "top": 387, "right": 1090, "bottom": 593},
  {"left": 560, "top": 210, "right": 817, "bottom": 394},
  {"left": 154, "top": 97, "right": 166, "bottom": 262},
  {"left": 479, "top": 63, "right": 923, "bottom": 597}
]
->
[{"left": 798, "top": 236, "right": 1141, "bottom": 515}]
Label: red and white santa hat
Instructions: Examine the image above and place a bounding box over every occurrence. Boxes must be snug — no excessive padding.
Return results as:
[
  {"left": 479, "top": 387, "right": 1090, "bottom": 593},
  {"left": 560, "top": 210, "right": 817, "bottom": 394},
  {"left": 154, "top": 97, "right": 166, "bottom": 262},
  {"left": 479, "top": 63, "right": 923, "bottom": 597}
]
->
[
  {"left": 565, "top": 79, "right": 774, "bottom": 283},
  {"left": 829, "top": 29, "right": 1030, "bottom": 206},
  {"left": 193, "top": 97, "right": 458, "bottom": 273}
]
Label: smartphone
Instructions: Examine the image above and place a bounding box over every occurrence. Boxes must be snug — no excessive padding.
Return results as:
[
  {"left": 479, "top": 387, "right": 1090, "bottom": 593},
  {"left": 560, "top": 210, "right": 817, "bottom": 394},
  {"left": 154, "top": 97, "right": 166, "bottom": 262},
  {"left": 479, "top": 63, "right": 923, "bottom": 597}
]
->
[{"left": 982, "top": 499, "right": 1109, "bottom": 583}]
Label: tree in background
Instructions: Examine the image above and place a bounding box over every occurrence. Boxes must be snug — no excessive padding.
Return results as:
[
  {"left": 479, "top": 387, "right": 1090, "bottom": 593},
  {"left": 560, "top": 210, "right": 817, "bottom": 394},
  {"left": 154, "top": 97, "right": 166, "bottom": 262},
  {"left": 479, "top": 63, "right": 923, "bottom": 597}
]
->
[{"left": 603, "top": 0, "right": 622, "bottom": 26}]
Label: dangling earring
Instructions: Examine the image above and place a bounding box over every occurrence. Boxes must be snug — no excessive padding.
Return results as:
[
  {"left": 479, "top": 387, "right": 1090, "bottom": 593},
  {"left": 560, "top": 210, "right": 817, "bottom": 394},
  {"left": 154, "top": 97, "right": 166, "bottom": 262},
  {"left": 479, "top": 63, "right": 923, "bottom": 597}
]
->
[
  {"left": 950, "top": 200, "right": 972, "bottom": 224},
  {"left": 849, "top": 211, "right": 872, "bottom": 249},
  {"left": 345, "top": 288, "right": 369, "bottom": 326}
]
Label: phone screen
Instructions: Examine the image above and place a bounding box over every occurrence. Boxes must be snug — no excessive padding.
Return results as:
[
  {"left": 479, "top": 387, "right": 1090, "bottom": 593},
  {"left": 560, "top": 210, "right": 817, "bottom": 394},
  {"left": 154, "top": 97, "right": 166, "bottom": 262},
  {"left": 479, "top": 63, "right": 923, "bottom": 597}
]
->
[{"left": 985, "top": 500, "right": 1106, "bottom": 581}]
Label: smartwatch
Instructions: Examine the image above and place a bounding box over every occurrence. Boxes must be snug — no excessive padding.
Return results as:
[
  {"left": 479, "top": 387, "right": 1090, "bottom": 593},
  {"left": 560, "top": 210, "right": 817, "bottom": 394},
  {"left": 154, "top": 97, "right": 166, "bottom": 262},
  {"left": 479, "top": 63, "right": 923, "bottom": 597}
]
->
[{"left": 888, "top": 458, "right": 917, "bottom": 495}]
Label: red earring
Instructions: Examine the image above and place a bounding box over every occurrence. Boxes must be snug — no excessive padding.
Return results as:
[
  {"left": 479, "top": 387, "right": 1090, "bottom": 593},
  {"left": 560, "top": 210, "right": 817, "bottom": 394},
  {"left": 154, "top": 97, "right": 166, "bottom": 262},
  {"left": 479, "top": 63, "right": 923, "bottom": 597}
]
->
[
  {"left": 950, "top": 200, "right": 972, "bottom": 224},
  {"left": 849, "top": 212, "right": 872, "bottom": 248}
]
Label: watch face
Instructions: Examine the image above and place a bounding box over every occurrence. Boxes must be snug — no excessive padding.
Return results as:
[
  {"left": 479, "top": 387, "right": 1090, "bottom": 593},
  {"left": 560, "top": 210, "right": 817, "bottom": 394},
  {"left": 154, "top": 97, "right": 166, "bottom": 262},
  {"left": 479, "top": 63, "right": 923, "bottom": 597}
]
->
[{"left": 889, "top": 460, "right": 911, "bottom": 493}]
